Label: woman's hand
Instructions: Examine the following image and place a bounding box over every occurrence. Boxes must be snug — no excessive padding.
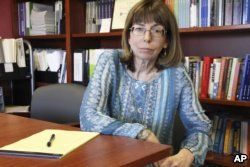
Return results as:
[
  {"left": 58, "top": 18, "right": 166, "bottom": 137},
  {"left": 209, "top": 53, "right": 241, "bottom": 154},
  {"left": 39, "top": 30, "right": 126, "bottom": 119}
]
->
[
  {"left": 159, "top": 148, "right": 194, "bottom": 167},
  {"left": 137, "top": 129, "right": 161, "bottom": 167},
  {"left": 144, "top": 130, "right": 160, "bottom": 144}
]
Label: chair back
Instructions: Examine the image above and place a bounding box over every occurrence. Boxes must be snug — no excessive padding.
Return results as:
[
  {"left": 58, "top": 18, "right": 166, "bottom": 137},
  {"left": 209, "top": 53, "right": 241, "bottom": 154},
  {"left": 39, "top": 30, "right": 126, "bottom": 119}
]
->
[
  {"left": 30, "top": 84, "right": 85, "bottom": 124},
  {"left": 172, "top": 112, "right": 186, "bottom": 154}
]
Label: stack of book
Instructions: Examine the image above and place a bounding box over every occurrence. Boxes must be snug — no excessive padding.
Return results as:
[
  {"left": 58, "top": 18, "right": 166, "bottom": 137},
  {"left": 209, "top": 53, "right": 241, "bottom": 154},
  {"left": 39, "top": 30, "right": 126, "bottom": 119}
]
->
[
  {"left": 210, "top": 114, "right": 249, "bottom": 156},
  {"left": 165, "top": 0, "right": 250, "bottom": 28},
  {"left": 185, "top": 54, "right": 250, "bottom": 101}
]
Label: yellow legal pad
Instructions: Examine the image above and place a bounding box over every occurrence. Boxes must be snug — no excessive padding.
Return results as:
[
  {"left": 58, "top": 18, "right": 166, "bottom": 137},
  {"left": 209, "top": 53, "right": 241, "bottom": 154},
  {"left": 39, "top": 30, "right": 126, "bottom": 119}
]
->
[{"left": 0, "top": 129, "right": 99, "bottom": 159}]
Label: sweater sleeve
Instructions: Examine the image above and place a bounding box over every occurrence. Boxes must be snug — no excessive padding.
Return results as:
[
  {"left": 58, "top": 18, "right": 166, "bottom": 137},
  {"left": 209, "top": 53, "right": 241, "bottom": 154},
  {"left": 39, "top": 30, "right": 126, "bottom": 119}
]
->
[
  {"left": 79, "top": 50, "right": 144, "bottom": 138},
  {"left": 178, "top": 68, "right": 212, "bottom": 166}
]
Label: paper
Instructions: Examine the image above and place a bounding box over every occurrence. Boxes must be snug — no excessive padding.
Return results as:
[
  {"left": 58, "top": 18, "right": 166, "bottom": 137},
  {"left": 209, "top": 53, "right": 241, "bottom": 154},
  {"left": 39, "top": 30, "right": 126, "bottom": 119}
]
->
[
  {"left": 4, "top": 105, "right": 29, "bottom": 113},
  {"left": 111, "top": 0, "right": 141, "bottom": 29},
  {"left": 46, "top": 49, "right": 63, "bottom": 72},
  {"left": 100, "top": 18, "right": 111, "bottom": 33},
  {"left": 2, "top": 39, "right": 16, "bottom": 63},
  {"left": 4, "top": 63, "right": 14, "bottom": 72},
  {"left": 16, "top": 38, "right": 26, "bottom": 67},
  {"left": 73, "top": 52, "right": 83, "bottom": 82},
  {"left": 59, "top": 51, "right": 67, "bottom": 83},
  {"left": 0, "top": 129, "right": 99, "bottom": 159},
  {"left": 33, "top": 49, "right": 48, "bottom": 71}
]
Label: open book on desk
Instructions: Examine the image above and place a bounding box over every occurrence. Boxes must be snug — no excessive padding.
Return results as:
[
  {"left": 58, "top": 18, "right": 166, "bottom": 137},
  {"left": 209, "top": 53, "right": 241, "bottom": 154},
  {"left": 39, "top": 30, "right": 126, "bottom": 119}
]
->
[{"left": 0, "top": 129, "right": 99, "bottom": 159}]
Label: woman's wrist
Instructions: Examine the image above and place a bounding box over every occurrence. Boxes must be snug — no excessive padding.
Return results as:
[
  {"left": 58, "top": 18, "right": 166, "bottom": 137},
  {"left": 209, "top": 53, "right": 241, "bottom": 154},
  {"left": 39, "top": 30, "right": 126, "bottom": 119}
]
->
[
  {"left": 136, "top": 129, "right": 151, "bottom": 140},
  {"left": 179, "top": 148, "right": 194, "bottom": 162}
]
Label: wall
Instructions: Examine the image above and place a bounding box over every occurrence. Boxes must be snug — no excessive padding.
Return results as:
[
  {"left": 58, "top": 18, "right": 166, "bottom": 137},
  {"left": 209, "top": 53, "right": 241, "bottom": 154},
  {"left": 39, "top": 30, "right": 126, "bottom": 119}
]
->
[{"left": 0, "top": 0, "right": 14, "bottom": 38}]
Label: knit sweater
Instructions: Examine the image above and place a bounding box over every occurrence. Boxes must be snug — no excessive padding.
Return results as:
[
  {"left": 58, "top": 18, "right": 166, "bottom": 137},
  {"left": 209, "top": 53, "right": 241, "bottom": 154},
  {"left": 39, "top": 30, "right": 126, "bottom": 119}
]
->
[{"left": 80, "top": 50, "right": 212, "bottom": 166}]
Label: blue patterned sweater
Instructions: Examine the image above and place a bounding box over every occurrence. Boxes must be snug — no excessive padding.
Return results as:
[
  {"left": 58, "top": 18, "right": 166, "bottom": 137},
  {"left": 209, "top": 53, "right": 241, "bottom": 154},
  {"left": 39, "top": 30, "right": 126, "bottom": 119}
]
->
[{"left": 80, "top": 50, "right": 212, "bottom": 166}]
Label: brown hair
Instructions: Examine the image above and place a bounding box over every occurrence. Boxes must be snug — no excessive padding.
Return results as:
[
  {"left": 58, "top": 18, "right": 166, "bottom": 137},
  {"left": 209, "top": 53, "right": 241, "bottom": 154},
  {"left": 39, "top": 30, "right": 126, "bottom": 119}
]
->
[{"left": 121, "top": 0, "right": 184, "bottom": 71}]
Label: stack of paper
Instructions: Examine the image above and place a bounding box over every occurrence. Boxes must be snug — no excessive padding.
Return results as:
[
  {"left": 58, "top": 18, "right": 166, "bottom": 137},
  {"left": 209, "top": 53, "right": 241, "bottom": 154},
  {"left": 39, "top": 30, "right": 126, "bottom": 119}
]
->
[
  {"left": 46, "top": 49, "right": 63, "bottom": 72},
  {"left": 30, "top": 10, "right": 55, "bottom": 35},
  {"left": 30, "top": 3, "right": 55, "bottom": 35},
  {"left": 0, "top": 38, "right": 26, "bottom": 67},
  {"left": 33, "top": 49, "right": 48, "bottom": 71},
  {"left": 1, "top": 39, "right": 16, "bottom": 63},
  {"left": 33, "top": 49, "right": 65, "bottom": 72},
  {"left": 0, "top": 129, "right": 99, "bottom": 159}
]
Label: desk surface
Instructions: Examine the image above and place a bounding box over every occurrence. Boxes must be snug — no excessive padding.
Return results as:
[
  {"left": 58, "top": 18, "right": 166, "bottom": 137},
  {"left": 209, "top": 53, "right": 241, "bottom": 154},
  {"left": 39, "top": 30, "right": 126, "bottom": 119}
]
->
[{"left": 0, "top": 113, "right": 171, "bottom": 167}]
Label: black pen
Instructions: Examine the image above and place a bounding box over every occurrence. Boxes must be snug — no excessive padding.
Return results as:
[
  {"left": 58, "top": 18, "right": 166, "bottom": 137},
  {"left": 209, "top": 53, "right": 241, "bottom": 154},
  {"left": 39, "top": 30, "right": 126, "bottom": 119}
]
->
[{"left": 47, "top": 134, "right": 55, "bottom": 147}]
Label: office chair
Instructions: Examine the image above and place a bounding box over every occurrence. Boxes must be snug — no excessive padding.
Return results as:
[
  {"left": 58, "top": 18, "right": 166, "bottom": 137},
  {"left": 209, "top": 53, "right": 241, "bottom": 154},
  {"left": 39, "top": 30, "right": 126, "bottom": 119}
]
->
[
  {"left": 172, "top": 111, "right": 186, "bottom": 154},
  {"left": 30, "top": 83, "right": 85, "bottom": 125}
]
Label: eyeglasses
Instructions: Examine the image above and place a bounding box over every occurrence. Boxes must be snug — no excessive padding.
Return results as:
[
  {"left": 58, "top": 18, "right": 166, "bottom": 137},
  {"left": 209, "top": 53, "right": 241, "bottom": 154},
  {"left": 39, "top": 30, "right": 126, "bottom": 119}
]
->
[{"left": 129, "top": 26, "right": 166, "bottom": 38}]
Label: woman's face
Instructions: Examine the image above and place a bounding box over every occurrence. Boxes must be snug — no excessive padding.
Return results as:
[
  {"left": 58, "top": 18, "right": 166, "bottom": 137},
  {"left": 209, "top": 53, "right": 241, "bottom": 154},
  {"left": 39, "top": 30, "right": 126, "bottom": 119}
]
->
[{"left": 128, "top": 21, "right": 168, "bottom": 62}]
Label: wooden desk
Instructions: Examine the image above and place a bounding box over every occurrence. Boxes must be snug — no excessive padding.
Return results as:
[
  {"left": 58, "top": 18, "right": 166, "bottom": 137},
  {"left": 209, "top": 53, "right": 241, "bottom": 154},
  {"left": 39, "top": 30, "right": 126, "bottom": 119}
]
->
[{"left": 0, "top": 113, "right": 171, "bottom": 167}]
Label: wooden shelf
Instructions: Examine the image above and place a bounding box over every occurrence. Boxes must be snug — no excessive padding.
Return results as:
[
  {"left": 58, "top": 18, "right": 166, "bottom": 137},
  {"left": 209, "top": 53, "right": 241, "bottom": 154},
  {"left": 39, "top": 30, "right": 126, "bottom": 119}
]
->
[
  {"left": 71, "top": 25, "right": 250, "bottom": 38},
  {"left": 199, "top": 98, "right": 250, "bottom": 107},
  {"left": 22, "top": 34, "right": 66, "bottom": 39},
  {"left": 206, "top": 152, "right": 249, "bottom": 167},
  {"left": 72, "top": 31, "right": 122, "bottom": 38},
  {"left": 180, "top": 24, "right": 250, "bottom": 33}
]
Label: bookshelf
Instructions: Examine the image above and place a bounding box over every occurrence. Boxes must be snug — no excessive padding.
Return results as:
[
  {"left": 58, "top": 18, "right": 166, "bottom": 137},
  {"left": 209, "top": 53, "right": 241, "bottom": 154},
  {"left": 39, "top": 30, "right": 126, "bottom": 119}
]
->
[{"left": 8, "top": 0, "right": 250, "bottom": 166}]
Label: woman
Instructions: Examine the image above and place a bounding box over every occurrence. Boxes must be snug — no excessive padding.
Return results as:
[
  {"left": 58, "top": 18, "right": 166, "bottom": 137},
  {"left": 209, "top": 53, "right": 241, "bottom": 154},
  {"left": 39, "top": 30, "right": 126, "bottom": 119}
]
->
[{"left": 80, "top": 0, "right": 211, "bottom": 166}]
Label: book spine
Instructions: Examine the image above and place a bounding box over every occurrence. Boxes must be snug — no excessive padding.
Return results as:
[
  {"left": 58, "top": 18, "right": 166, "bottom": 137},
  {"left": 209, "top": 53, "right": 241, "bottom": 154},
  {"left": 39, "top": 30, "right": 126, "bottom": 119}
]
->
[
  {"left": 218, "top": 117, "right": 228, "bottom": 154},
  {"left": 217, "top": 57, "right": 227, "bottom": 99},
  {"left": 200, "top": 56, "right": 214, "bottom": 98},
  {"left": 230, "top": 60, "right": 241, "bottom": 101},
  {"left": 227, "top": 58, "right": 239, "bottom": 100},
  {"left": 243, "top": 0, "right": 250, "bottom": 24},
  {"left": 245, "top": 56, "right": 250, "bottom": 101},
  {"left": 224, "top": 0, "right": 233, "bottom": 25},
  {"left": 224, "top": 58, "right": 233, "bottom": 99},
  {"left": 213, "top": 60, "right": 221, "bottom": 99},
  {"left": 223, "top": 119, "right": 232, "bottom": 154},
  {"left": 239, "top": 54, "right": 250, "bottom": 100},
  {"left": 233, "top": 0, "right": 243, "bottom": 25},
  {"left": 208, "top": 63, "right": 215, "bottom": 98},
  {"left": 213, "top": 117, "right": 223, "bottom": 152}
]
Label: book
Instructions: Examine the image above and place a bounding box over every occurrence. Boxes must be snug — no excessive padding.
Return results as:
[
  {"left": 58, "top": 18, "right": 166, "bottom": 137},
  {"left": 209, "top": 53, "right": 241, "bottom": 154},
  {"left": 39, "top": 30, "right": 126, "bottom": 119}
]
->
[
  {"left": 240, "top": 121, "right": 248, "bottom": 154},
  {"left": 227, "top": 58, "right": 240, "bottom": 100},
  {"left": 0, "top": 129, "right": 99, "bottom": 159},
  {"left": 73, "top": 51, "right": 84, "bottom": 82},
  {"left": 243, "top": 0, "right": 250, "bottom": 24},
  {"left": 200, "top": 56, "right": 214, "bottom": 98},
  {"left": 230, "top": 60, "right": 241, "bottom": 101},
  {"left": 224, "top": 0, "right": 233, "bottom": 25},
  {"left": 233, "top": 0, "right": 243, "bottom": 25},
  {"left": 239, "top": 54, "right": 250, "bottom": 100},
  {"left": 213, "top": 116, "right": 223, "bottom": 152},
  {"left": 223, "top": 119, "right": 233, "bottom": 154},
  {"left": 232, "top": 121, "right": 241, "bottom": 154},
  {"left": 217, "top": 57, "right": 230, "bottom": 99},
  {"left": 211, "top": 115, "right": 219, "bottom": 149}
]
